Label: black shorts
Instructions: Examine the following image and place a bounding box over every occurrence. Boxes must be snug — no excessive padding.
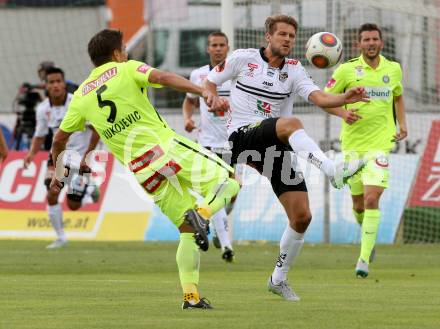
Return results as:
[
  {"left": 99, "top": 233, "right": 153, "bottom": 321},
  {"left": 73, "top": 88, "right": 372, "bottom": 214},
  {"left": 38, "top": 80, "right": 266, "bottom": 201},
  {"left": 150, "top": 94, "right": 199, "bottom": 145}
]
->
[{"left": 228, "top": 118, "right": 307, "bottom": 197}]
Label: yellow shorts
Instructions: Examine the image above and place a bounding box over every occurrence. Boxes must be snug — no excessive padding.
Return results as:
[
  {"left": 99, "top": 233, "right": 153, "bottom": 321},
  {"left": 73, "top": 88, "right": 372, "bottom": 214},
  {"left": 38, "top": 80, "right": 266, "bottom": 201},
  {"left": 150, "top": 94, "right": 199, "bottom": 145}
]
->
[
  {"left": 345, "top": 151, "right": 390, "bottom": 196},
  {"left": 132, "top": 134, "right": 233, "bottom": 227}
]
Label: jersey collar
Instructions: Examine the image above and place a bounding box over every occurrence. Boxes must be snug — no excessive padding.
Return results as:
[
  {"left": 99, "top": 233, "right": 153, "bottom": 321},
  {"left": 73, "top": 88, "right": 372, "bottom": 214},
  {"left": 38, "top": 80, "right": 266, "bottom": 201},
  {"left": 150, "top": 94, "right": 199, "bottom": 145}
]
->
[
  {"left": 359, "top": 54, "right": 385, "bottom": 71},
  {"left": 49, "top": 92, "right": 68, "bottom": 107},
  {"left": 259, "top": 47, "right": 286, "bottom": 69}
]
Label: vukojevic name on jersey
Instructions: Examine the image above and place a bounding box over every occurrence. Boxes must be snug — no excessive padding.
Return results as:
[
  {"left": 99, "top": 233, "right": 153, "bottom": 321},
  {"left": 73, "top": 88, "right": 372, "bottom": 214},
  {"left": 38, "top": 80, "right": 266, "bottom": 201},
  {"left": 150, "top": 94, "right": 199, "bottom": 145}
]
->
[
  {"left": 325, "top": 54, "right": 403, "bottom": 152},
  {"left": 60, "top": 60, "right": 178, "bottom": 171},
  {"left": 207, "top": 48, "right": 320, "bottom": 136},
  {"left": 187, "top": 64, "right": 231, "bottom": 148},
  {"left": 34, "top": 93, "right": 92, "bottom": 156}
]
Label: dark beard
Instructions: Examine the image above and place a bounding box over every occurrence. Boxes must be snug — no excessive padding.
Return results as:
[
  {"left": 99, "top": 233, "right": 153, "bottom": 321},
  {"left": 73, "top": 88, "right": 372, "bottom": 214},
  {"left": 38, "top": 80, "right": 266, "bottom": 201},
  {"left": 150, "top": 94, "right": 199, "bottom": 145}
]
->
[{"left": 270, "top": 46, "right": 287, "bottom": 60}]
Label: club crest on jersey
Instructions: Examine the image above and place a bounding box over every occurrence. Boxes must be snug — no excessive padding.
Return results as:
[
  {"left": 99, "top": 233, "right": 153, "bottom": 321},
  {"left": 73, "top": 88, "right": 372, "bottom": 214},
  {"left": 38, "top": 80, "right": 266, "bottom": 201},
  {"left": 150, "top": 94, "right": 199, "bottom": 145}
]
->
[
  {"left": 246, "top": 63, "right": 259, "bottom": 77},
  {"left": 279, "top": 71, "right": 288, "bottom": 82},
  {"left": 383, "top": 75, "right": 390, "bottom": 83},
  {"left": 355, "top": 66, "right": 364, "bottom": 77},
  {"left": 256, "top": 100, "right": 272, "bottom": 116}
]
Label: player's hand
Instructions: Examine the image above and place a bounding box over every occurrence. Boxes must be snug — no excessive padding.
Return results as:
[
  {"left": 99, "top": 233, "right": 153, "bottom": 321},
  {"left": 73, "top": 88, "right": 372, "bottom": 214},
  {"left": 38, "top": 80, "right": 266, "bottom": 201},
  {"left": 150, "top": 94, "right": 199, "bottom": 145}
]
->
[
  {"left": 79, "top": 159, "right": 92, "bottom": 175},
  {"left": 49, "top": 176, "right": 64, "bottom": 194},
  {"left": 342, "top": 109, "right": 362, "bottom": 125},
  {"left": 208, "top": 97, "right": 229, "bottom": 113},
  {"left": 23, "top": 154, "right": 33, "bottom": 169},
  {"left": 393, "top": 124, "right": 408, "bottom": 142},
  {"left": 344, "top": 86, "right": 370, "bottom": 104},
  {"left": 184, "top": 118, "right": 196, "bottom": 132}
]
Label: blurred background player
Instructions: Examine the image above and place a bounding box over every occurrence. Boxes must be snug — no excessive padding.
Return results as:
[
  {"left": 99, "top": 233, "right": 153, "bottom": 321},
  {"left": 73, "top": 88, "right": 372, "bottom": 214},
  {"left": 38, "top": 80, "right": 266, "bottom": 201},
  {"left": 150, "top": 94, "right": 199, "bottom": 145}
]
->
[
  {"left": 205, "top": 14, "right": 367, "bottom": 301},
  {"left": 325, "top": 23, "right": 407, "bottom": 278},
  {"left": 50, "top": 29, "right": 239, "bottom": 309},
  {"left": 0, "top": 129, "right": 8, "bottom": 164},
  {"left": 182, "top": 31, "right": 235, "bottom": 262},
  {"left": 23, "top": 67, "right": 100, "bottom": 249}
]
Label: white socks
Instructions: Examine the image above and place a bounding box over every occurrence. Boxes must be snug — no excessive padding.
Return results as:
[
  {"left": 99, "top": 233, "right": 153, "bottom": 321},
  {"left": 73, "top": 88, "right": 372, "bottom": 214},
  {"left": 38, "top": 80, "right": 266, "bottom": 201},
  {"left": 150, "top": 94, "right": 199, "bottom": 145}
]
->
[
  {"left": 211, "top": 208, "right": 232, "bottom": 249},
  {"left": 271, "top": 225, "right": 304, "bottom": 284},
  {"left": 288, "top": 129, "right": 335, "bottom": 177},
  {"left": 47, "top": 204, "right": 66, "bottom": 241}
]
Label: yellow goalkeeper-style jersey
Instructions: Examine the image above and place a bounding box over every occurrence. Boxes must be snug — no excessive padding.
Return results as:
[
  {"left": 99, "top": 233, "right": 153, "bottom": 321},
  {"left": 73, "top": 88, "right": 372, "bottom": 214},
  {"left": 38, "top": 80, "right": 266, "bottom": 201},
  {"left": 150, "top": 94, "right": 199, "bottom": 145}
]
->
[
  {"left": 60, "top": 60, "right": 177, "bottom": 166},
  {"left": 325, "top": 54, "right": 403, "bottom": 153}
]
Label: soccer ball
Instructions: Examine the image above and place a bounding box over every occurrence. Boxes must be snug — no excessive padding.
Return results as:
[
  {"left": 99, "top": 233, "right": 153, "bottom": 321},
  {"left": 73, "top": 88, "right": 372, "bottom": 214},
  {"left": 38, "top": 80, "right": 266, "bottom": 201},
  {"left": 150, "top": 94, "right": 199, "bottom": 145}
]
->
[{"left": 305, "top": 32, "right": 343, "bottom": 69}]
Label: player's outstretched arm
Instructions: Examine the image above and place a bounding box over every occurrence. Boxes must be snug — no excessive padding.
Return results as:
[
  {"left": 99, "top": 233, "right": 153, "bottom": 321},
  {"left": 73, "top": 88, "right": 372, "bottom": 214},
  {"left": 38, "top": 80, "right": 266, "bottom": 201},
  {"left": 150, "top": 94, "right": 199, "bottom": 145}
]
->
[
  {"left": 393, "top": 95, "right": 408, "bottom": 141},
  {"left": 23, "top": 136, "right": 45, "bottom": 169},
  {"left": 309, "top": 87, "right": 369, "bottom": 109},
  {"left": 149, "top": 69, "right": 204, "bottom": 96},
  {"left": 50, "top": 129, "right": 73, "bottom": 193}
]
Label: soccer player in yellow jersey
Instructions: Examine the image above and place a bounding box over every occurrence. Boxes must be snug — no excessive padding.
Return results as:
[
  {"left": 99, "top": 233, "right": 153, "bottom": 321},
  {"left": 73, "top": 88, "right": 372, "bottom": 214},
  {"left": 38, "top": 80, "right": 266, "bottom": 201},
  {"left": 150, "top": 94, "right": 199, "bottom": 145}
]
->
[
  {"left": 50, "top": 29, "right": 240, "bottom": 309},
  {"left": 325, "top": 23, "right": 408, "bottom": 278}
]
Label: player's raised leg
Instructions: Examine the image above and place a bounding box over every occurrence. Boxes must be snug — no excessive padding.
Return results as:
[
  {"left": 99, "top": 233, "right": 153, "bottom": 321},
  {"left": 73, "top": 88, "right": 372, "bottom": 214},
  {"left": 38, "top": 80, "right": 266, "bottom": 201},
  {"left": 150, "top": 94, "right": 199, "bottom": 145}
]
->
[{"left": 276, "top": 118, "right": 365, "bottom": 189}]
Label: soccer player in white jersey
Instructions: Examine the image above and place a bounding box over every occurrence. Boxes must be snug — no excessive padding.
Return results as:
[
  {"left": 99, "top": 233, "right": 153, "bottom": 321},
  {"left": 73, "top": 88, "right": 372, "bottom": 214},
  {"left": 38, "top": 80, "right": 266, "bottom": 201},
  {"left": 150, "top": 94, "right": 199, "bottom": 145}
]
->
[
  {"left": 23, "top": 67, "right": 100, "bottom": 249},
  {"left": 205, "top": 14, "right": 368, "bottom": 301},
  {"left": 182, "top": 31, "right": 235, "bottom": 262}
]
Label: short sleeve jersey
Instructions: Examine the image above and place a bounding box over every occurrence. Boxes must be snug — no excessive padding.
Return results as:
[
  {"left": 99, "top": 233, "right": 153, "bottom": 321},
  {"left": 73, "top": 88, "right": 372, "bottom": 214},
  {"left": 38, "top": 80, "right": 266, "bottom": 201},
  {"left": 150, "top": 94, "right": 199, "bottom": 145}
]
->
[
  {"left": 207, "top": 48, "right": 320, "bottom": 136},
  {"left": 60, "top": 60, "right": 175, "bottom": 165},
  {"left": 324, "top": 54, "right": 403, "bottom": 152},
  {"left": 187, "top": 65, "right": 231, "bottom": 148},
  {"left": 34, "top": 93, "right": 91, "bottom": 155}
]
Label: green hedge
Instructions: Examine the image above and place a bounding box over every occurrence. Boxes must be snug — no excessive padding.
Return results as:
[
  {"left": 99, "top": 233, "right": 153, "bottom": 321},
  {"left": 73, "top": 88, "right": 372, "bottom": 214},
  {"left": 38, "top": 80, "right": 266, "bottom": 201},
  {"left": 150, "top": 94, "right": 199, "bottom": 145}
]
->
[{"left": 403, "top": 207, "right": 440, "bottom": 243}]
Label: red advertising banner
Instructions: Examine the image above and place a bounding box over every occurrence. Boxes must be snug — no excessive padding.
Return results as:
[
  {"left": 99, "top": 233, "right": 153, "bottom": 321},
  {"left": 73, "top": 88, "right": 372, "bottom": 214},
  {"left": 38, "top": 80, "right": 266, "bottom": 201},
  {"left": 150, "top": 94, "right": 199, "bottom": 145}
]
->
[
  {"left": 0, "top": 151, "right": 113, "bottom": 211},
  {"left": 408, "top": 120, "right": 440, "bottom": 207}
]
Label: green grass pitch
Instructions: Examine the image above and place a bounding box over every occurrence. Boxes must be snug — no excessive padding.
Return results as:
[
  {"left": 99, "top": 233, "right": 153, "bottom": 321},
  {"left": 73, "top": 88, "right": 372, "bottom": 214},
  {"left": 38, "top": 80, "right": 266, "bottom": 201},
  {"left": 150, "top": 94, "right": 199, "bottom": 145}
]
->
[{"left": 0, "top": 241, "right": 439, "bottom": 329}]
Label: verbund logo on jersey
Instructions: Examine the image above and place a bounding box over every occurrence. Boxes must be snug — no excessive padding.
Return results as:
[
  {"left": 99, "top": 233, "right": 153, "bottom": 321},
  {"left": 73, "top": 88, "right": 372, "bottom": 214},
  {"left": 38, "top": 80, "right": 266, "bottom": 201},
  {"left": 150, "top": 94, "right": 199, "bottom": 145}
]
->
[
  {"left": 365, "top": 86, "right": 391, "bottom": 100},
  {"left": 0, "top": 151, "right": 113, "bottom": 211}
]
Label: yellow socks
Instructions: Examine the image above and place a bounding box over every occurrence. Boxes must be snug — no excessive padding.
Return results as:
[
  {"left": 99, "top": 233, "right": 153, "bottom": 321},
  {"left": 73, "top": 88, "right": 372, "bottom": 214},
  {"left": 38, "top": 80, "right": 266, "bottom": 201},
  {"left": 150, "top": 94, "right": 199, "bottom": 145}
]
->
[{"left": 360, "top": 209, "right": 380, "bottom": 263}]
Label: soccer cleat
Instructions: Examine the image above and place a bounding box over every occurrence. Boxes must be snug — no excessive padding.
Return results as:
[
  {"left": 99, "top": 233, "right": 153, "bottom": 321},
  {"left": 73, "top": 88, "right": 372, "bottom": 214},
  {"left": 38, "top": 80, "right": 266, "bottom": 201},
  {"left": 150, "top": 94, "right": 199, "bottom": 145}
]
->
[
  {"left": 182, "top": 297, "right": 213, "bottom": 310},
  {"left": 267, "top": 276, "right": 300, "bottom": 301},
  {"left": 46, "top": 239, "right": 68, "bottom": 249},
  {"left": 330, "top": 159, "right": 366, "bottom": 189},
  {"left": 369, "top": 247, "right": 376, "bottom": 263},
  {"left": 222, "top": 246, "right": 235, "bottom": 263},
  {"left": 184, "top": 209, "right": 209, "bottom": 251},
  {"left": 355, "top": 259, "right": 369, "bottom": 278},
  {"left": 212, "top": 234, "right": 221, "bottom": 249}
]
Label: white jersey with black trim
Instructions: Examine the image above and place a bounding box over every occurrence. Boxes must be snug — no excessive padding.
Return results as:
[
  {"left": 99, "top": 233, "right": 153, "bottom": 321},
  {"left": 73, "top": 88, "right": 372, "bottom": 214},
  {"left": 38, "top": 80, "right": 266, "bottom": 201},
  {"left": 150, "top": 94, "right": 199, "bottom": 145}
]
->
[
  {"left": 187, "top": 64, "right": 231, "bottom": 148},
  {"left": 207, "top": 48, "right": 320, "bottom": 136},
  {"left": 34, "top": 93, "right": 92, "bottom": 156}
]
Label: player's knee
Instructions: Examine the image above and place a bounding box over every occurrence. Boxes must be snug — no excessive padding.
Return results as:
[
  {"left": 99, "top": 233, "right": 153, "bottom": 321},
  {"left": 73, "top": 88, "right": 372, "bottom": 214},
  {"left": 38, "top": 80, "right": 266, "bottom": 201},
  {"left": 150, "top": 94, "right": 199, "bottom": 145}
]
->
[
  {"left": 291, "top": 210, "right": 312, "bottom": 232},
  {"left": 67, "top": 199, "right": 81, "bottom": 211},
  {"left": 353, "top": 206, "right": 364, "bottom": 214},
  {"left": 276, "top": 117, "right": 303, "bottom": 143},
  {"left": 364, "top": 194, "right": 379, "bottom": 209}
]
